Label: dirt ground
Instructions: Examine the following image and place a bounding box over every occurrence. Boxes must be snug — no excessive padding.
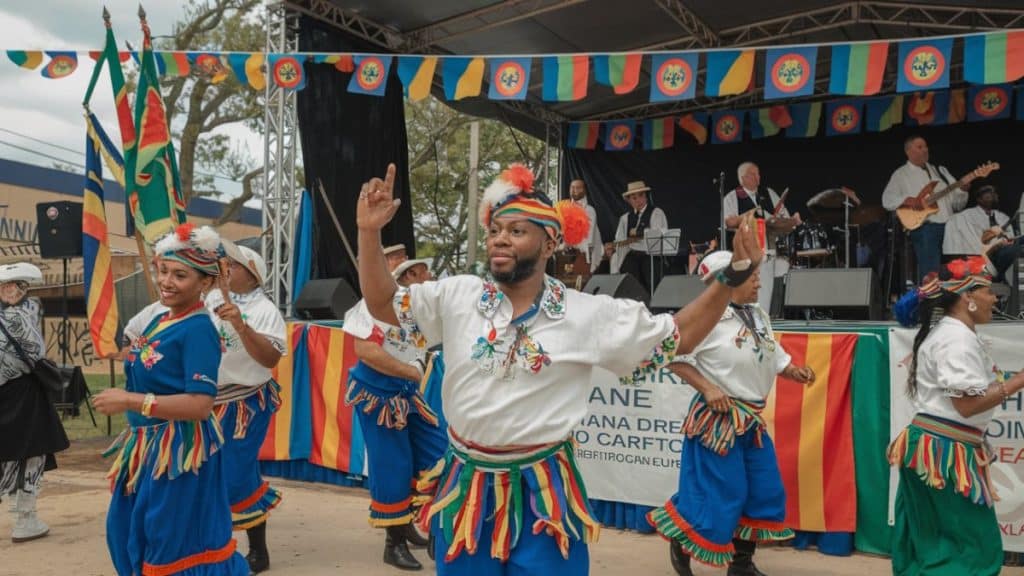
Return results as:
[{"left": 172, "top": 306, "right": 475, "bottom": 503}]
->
[{"left": 2, "top": 439, "right": 1022, "bottom": 576}]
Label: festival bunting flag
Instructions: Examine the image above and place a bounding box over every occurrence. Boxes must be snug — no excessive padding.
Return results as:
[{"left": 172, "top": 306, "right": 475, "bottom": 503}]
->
[
  {"left": 349, "top": 55, "right": 392, "bottom": 97},
  {"left": 649, "top": 53, "right": 698, "bottom": 102},
  {"left": 260, "top": 324, "right": 309, "bottom": 461},
  {"left": 864, "top": 95, "right": 904, "bottom": 132},
  {"left": 705, "top": 50, "right": 755, "bottom": 97},
  {"left": 313, "top": 54, "right": 354, "bottom": 72},
  {"left": 442, "top": 57, "right": 485, "bottom": 101},
  {"left": 592, "top": 53, "right": 642, "bottom": 95},
  {"left": 764, "top": 46, "right": 817, "bottom": 100},
  {"left": 542, "top": 55, "right": 588, "bottom": 101},
  {"left": 268, "top": 54, "right": 306, "bottom": 91},
  {"left": 488, "top": 58, "right": 532, "bottom": 101},
  {"left": 396, "top": 56, "right": 438, "bottom": 101},
  {"left": 710, "top": 111, "right": 743, "bottom": 144},
  {"left": 829, "top": 41, "right": 888, "bottom": 95},
  {"left": 158, "top": 52, "right": 190, "bottom": 77},
  {"left": 905, "top": 90, "right": 964, "bottom": 126},
  {"left": 304, "top": 325, "right": 365, "bottom": 473},
  {"left": 604, "top": 120, "right": 636, "bottom": 151},
  {"left": 897, "top": 38, "right": 952, "bottom": 93},
  {"left": 825, "top": 100, "right": 863, "bottom": 136},
  {"left": 41, "top": 51, "right": 78, "bottom": 79},
  {"left": 7, "top": 50, "right": 42, "bottom": 70},
  {"left": 566, "top": 122, "right": 599, "bottom": 150},
  {"left": 643, "top": 117, "right": 675, "bottom": 150},
  {"left": 677, "top": 112, "right": 708, "bottom": 145},
  {"left": 125, "top": 15, "right": 187, "bottom": 243},
  {"left": 785, "top": 102, "right": 822, "bottom": 138},
  {"left": 967, "top": 84, "right": 1012, "bottom": 122},
  {"left": 963, "top": 31, "right": 1024, "bottom": 85},
  {"left": 763, "top": 333, "right": 858, "bottom": 532},
  {"left": 748, "top": 105, "right": 793, "bottom": 139},
  {"left": 227, "top": 53, "right": 266, "bottom": 90},
  {"left": 82, "top": 114, "right": 120, "bottom": 359},
  {"left": 188, "top": 52, "right": 230, "bottom": 83},
  {"left": 948, "top": 88, "right": 966, "bottom": 124}
]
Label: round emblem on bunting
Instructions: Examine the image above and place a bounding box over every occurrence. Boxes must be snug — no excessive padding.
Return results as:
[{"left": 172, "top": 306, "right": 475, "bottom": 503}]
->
[
  {"left": 830, "top": 104, "right": 860, "bottom": 133},
  {"left": 714, "top": 114, "right": 740, "bottom": 142},
  {"left": 655, "top": 58, "right": 693, "bottom": 97},
  {"left": 356, "top": 56, "right": 386, "bottom": 92},
  {"left": 770, "top": 53, "right": 811, "bottom": 93},
  {"left": 272, "top": 56, "right": 303, "bottom": 90},
  {"left": 195, "top": 53, "right": 227, "bottom": 78},
  {"left": 608, "top": 124, "right": 633, "bottom": 150},
  {"left": 972, "top": 86, "right": 1009, "bottom": 118},
  {"left": 44, "top": 55, "right": 77, "bottom": 79},
  {"left": 494, "top": 61, "right": 526, "bottom": 97},
  {"left": 903, "top": 46, "right": 945, "bottom": 87}
]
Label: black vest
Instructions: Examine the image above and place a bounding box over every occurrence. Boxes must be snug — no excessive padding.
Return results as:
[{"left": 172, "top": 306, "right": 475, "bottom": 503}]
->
[
  {"left": 626, "top": 205, "right": 654, "bottom": 237},
  {"left": 735, "top": 187, "right": 775, "bottom": 217}
]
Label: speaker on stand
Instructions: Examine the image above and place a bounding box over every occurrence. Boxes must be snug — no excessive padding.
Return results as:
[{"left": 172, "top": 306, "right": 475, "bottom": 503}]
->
[
  {"left": 580, "top": 274, "right": 649, "bottom": 305},
  {"left": 648, "top": 275, "right": 706, "bottom": 313},
  {"left": 294, "top": 278, "right": 360, "bottom": 320},
  {"left": 784, "top": 268, "right": 878, "bottom": 320}
]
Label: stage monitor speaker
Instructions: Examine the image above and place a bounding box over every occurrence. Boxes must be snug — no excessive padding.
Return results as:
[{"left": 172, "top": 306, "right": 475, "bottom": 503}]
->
[
  {"left": 36, "top": 201, "right": 83, "bottom": 259},
  {"left": 784, "top": 268, "right": 876, "bottom": 319},
  {"left": 649, "top": 275, "right": 706, "bottom": 312},
  {"left": 294, "top": 278, "right": 359, "bottom": 320},
  {"left": 581, "top": 274, "right": 649, "bottom": 304}
]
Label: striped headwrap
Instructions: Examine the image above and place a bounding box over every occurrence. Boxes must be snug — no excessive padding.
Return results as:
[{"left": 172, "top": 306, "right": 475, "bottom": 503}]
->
[
  {"left": 920, "top": 256, "right": 992, "bottom": 299},
  {"left": 479, "top": 164, "right": 590, "bottom": 246},
  {"left": 153, "top": 223, "right": 223, "bottom": 276}
]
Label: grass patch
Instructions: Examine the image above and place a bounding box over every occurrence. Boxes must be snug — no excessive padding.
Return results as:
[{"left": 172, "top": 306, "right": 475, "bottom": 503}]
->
[{"left": 61, "top": 373, "right": 127, "bottom": 440}]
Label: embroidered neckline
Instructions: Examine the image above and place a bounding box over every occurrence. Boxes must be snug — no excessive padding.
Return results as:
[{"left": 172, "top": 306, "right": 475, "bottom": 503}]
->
[{"left": 477, "top": 275, "right": 566, "bottom": 320}]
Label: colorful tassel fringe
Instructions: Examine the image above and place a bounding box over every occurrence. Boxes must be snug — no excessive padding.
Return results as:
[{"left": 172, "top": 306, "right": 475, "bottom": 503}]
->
[
  {"left": 103, "top": 417, "right": 225, "bottom": 495},
  {"left": 345, "top": 373, "right": 439, "bottom": 430},
  {"left": 888, "top": 413, "right": 996, "bottom": 507},
  {"left": 231, "top": 481, "right": 282, "bottom": 531},
  {"left": 683, "top": 395, "right": 766, "bottom": 456},
  {"left": 734, "top": 516, "right": 794, "bottom": 542},
  {"left": 647, "top": 501, "right": 735, "bottom": 567},
  {"left": 213, "top": 380, "right": 282, "bottom": 440}
]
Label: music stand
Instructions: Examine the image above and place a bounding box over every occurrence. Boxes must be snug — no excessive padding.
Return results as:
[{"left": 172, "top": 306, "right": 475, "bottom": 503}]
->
[{"left": 645, "top": 228, "right": 681, "bottom": 293}]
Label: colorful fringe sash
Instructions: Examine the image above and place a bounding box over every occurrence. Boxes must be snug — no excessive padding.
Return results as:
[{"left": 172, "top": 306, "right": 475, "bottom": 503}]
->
[
  {"left": 887, "top": 413, "right": 997, "bottom": 507},
  {"left": 345, "top": 362, "right": 439, "bottom": 430},
  {"left": 683, "top": 395, "right": 766, "bottom": 456},
  {"left": 415, "top": 439, "right": 600, "bottom": 563},
  {"left": 212, "top": 380, "right": 282, "bottom": 440},
  {"left": 102, "top": 416, "right": 225, "bottom": 495}
]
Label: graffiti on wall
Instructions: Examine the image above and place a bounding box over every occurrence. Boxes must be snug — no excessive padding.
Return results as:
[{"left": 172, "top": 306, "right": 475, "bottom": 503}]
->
[{"left": 43, "top": 316, "right": 102, "bottom": 370}]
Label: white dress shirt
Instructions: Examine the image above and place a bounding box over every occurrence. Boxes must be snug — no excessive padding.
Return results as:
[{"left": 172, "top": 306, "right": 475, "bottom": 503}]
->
[
  {"left": 393, "top": 275, "right": 678, "bottom": 447},
  {"left": 882, "top": 162, "right": 967, "bottom": 223},
  {"left": 610, "top": 205, "right": 668, "bottom": 273},
  {"left": 677, "top": 304, "right": 791, "bottom": 402},
  {"left": 206, "top": 289, "right": 287, "bottom": 387},
  {"left": 942, "top": 206, "right": 1010, "bottom": 255},
  {"left": 573, "top": 198, "right": 604, "bottom": 273},
  {"left": 342, "top": 299, "right": 427, "bottom": 365},
  {"left": 912, "top": 316, "right": 999, "bottom": 430},
  {"left": 722, "top": 187, "right": 790, "bottom": 220}
]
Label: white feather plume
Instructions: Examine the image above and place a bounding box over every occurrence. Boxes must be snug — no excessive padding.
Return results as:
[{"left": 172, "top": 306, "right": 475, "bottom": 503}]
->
[
  {"left": 153, "top": 231, "right": 187, "bottom": 255},
  {"left": 191, "top": 225, "right": 221, "bottom": 253},
  {"left": 478, "top": 179, "right": 520, "bottom": 227}
]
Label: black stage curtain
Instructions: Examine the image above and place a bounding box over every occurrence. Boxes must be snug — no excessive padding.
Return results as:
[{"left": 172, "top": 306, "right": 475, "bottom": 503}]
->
[
  {"left": 297, "top": 17, "right": 415, "bottom": 294},
  {"left": 562, "top": 119, "right": 1023, "bottom": 260}
]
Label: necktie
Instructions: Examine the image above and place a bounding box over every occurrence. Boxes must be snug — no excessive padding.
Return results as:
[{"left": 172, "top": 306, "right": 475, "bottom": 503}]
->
[{"left": 989, "top": 211, "right": 998, "bottom": 227}]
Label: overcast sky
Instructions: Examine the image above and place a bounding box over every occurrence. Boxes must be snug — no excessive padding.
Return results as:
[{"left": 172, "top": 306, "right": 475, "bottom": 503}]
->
[{"left": 0, "top": 1, "right": 261, "bottom": 202}]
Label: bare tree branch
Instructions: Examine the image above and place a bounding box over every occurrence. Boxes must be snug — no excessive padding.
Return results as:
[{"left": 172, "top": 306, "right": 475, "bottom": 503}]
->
[{"left": 214, "top": 167, "right": 262, "bottom": 225}]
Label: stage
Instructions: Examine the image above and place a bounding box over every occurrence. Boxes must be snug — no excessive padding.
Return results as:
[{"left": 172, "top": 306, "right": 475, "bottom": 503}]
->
[{"left": 258, "top": 318, "right": 1024, "bottom": 557}]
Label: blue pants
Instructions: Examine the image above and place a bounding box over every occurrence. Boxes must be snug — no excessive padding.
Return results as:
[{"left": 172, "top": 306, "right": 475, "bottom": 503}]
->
[
  {"left": 910, "top": 222, "right": 945, "bottom": 281},
  {"left": 217, "top": 384, "right": 281, "bottom": 530},
  {"left": 432, "top": 477, "right": 590, "bottom": 576}
]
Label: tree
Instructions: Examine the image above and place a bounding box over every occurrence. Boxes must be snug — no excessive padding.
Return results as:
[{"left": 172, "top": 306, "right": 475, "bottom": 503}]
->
[{"left": 405, "top": 98, "right": 550, "bottom": 275}]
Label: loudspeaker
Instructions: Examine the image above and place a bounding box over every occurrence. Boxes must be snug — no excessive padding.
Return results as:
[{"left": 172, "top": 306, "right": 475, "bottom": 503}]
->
[
  {"left": 784, "top": 268, "right": 877, "bottom": 319},
  {"left": 36, "top": 201, "right": 83, "bottom": 259},
  {"left": 581, "top": 274, "right": 649, "bottom": 304},
  {"left": 649, "top": 275, "right": 706, "bottom": 312},
  {"left": 294, "top": 278, "right": 359, "bottom": 320}
]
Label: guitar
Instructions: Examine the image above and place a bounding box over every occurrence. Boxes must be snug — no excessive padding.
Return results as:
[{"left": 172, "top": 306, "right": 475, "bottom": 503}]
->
[
  {"left": 896, "top": 161, "right": 1000, "bottom": 231},
  {"left": 980, "top": 211, "right": 1020, "bottom": 245}
]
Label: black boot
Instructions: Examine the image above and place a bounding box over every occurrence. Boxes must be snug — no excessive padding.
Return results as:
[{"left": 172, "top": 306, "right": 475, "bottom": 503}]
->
[
  {"left": 245, "top": 521, "right": 270, "bottom": 574},
  {"left": 727, "top": 539, "right": 767, "bottom": 576},
  {"left": 384, "top": 525, "right": 423, "bottom": 571},
  {"left": 403, "top": 522, "right": 430, "bottom": 548},
  {"left": 426, "top": 530, "right": 435, "bottom": 561},
  {"left": 669, "top": 541, "right": 695, "bottom": 576}
]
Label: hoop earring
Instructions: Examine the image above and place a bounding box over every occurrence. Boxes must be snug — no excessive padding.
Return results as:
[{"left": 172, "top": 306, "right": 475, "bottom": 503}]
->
[{"left": 968, "top": 300, "right": 978, "bottom": 313}]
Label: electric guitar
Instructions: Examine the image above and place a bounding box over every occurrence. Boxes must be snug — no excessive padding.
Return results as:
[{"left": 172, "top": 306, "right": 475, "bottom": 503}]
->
[
  {"left": 896, "top": 161, "right": 1000, "bottom": 231},
  {"left": 980, "top": 211, "right": 1020, "bottom": 245}
]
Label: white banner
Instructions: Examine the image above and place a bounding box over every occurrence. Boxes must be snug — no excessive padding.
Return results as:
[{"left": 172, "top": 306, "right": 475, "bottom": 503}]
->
[
  {"left": 888, "top": 323, "right": 1024, "bottom": 552},
  {"left": 574, "top": 366, "right": 695, "bottom": 508}
]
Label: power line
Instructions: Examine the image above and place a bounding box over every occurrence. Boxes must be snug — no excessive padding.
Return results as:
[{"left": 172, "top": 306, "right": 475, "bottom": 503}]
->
[{"left": 0, "top": 140, "right": 85, "bottom": 170}]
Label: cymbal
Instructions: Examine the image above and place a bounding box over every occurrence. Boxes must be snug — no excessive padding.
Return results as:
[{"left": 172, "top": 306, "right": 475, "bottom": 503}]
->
[
  {"left": 808, "top": 204, "right": 886, "bottom": 226},
  {"left": 807, "top": 187, "right": 861, "bottom": 209}
]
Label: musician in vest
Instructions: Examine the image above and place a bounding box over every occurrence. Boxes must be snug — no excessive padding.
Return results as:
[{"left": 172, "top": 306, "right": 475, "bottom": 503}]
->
[
  {"left": 943, "top": 185, "right": 1021, "bottom": 283},
  {"left": 568, "top": 179, "right": 604, "bottom": 273},
  {"left": 723, "top": 162, "right": 794, "bottom": 314},
  {"left": 607, "top": 180, "right": 668, "bottom": 294},
  {"left": 882, "top": 135, "right": 975, "bottom": 281},
  {"left": 342, "top": 253, "right": 447, "bottom": 571}
]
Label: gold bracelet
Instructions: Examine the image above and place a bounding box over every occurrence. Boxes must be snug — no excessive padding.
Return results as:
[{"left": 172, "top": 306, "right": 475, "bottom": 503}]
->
[{"left": 141, "top": 393, "right": 157, "bottom": 417}]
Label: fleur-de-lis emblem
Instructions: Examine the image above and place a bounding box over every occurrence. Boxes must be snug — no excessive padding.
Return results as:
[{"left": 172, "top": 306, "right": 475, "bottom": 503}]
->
[
  {"left": 720, "top": 119, "right": 735, "bottom": 135},
  {"left": 361, "top": 62, "right": 379, "bottom": 84},
  {"left": 278, "top": 62, "right": 297, "bottom": 83},
  {"left": 838, "top": 111, "right": 853, "bottom": 126},
  {"left": 662, "top": 64, "right": 686, "bottom": 89},
  {"left": 500, "top": 67, "right": 521, "bottom": 90},
  {"left": 982, "top": 92, "right": 1002, "bottom": 111},
  {"left": 777, "top": 58, "right": 804, "bottom": 87},
  {"left": 911, "top": 53, "right": 938, "bottom": 79}
]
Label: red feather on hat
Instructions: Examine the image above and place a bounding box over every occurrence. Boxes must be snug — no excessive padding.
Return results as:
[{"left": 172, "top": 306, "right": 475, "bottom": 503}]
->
[
  {"left": 502, "top": 163, "right": 534, "bottom": 194},
  {"left": 555, "top": 200, "right": 590, "bottom": 247},
  {"left": 176, "top": 222, "right": 196, "bottom": 242}
]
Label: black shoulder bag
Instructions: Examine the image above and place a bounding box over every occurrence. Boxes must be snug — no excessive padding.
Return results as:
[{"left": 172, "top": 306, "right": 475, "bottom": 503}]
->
[{"left": 0, "top": 319, "right": 65, "bottom": 395}]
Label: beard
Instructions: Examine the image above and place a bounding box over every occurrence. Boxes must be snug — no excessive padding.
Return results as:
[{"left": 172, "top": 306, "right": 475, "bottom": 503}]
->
[{"left": 490, "top": 246, "right": 542, "bottom": 284}]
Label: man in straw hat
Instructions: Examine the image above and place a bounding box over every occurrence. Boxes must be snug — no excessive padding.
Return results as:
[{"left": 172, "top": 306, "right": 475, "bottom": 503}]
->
[
  {"left": 355, "top": 162, "right": 761, "bottom": 575},
  {"left": 606, "top": 180, "right": 668, "bottom": 295}
]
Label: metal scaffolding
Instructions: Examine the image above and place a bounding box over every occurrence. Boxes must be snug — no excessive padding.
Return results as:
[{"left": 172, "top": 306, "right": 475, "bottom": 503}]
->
[{"left": 262, "top": 2, "right": 300, "bottom": 313}]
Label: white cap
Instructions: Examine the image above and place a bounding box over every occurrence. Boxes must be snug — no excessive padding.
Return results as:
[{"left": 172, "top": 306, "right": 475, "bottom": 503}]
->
[
  {"left": 392, "top": 258, "right": 429, "bottom": 281},
  {"left": 0, "top": 262, "right": 42, "bottom": 285},
  {"left": 697, "top": 250, "right": 733, "bottom": 283},
  {"left": 222, "top": 239, "right": 267, "bottom": 285}
]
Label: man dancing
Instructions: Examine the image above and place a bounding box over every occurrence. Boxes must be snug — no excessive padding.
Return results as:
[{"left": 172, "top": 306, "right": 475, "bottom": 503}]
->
[{"left": 356, "top": 162, "right": 761, "bottom": 575}]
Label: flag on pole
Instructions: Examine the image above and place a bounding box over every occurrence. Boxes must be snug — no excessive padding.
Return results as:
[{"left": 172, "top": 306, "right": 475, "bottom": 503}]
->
[
  {"left": 963, "top": 31, "right": 1024, "bottom": 85},
  {"left": 829, "top": 42, "right": 888, "bottom": 95},
  {"left": 592, "top": 54, "right": 642, "bottom": 94},
  {"left": 83, "top": 114, "right": 120, "bottom": 359}
]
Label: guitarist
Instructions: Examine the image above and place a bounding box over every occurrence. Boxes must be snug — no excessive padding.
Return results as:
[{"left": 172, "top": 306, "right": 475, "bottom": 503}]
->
[
  {"left": 945, "top": 185, "right": 1020, "bottom": 283},
  {"left": 882, "top": 135, "right": 974, "bottom": 281},
  {"left": 723, "top": 161, "right": 798, "bottom": 314},
  {"left": 606, "top": 180, "right": 668, "bottom": 295}
]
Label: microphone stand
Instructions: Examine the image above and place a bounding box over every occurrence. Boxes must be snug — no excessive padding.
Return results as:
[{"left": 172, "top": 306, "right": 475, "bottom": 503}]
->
[{"left": 718, "top": 171, "right": 726, "bottom": 248}]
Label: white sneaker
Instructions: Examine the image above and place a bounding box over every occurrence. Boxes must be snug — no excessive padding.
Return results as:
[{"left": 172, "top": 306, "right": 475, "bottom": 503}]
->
[{"left": 11, "top": 490, "right": 48, "bottom": 543}]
